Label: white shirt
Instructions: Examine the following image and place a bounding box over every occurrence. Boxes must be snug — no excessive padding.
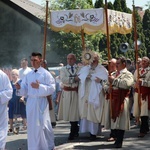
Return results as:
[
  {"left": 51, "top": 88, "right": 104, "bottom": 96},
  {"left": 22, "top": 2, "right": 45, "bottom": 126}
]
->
[{"left": 19, "top": 67, "right": 32, "bottom": 80}]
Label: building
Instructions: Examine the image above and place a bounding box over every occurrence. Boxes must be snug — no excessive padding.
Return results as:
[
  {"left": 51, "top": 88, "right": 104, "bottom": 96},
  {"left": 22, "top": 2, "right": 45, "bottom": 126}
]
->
[
  {"left": 0, "top": 0, "right": 60, "bottom": 67},
  {"left": 135, "top": 6, "right": 145, "bottom": 20}
]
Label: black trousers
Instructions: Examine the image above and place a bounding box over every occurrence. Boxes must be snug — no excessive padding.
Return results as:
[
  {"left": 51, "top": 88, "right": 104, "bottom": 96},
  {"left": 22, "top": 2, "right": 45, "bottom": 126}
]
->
[
  {"left": 115, "top": 129, "right": 125, "bottom": 145},
  {"left": 110, "top": 129, "right": 117, "bottom": 138},
  {"left": 70, "top": 121, "right": 79, "bottom": 137},
  {"left": 140, "top": 116, "right": 149, "bottom": 133}
]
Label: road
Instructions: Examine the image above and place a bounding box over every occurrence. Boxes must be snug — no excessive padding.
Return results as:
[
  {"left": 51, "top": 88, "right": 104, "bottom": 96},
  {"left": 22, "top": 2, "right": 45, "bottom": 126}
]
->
[{"left": 6, "top": 119, "right": 150, "bottom": 150}]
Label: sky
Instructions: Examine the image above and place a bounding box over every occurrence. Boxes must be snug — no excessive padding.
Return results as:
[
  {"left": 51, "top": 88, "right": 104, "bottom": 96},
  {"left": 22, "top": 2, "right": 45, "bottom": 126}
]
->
[{"left": 30, "top": 0, "right": 148, "bottom": 10}]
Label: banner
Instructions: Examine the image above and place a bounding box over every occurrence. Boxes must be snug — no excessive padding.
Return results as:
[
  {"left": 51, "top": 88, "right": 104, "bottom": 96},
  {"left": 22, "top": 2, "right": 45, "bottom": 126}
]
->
[
  {"left": 50, "top": 8, "right": 104, "bottom": 35},
  {"left": 50, "top": 8, "right": 132, "bottom": 35},
  {"left": 102, "top": 9, "right": 132, "bottom": 35}
]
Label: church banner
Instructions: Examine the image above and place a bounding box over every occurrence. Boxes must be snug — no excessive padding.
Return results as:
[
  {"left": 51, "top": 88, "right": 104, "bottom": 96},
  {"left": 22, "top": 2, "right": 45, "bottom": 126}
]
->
[
  {"left": 102, "top": 9, "right": 132, "bottom": 35},
  {"left": 50, "top": 8, "right": 104, "bottom": 35}
]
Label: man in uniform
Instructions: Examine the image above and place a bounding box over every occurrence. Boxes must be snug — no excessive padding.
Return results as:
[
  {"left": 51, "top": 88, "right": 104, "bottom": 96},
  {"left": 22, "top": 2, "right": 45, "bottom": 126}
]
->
[
  {"left": 104, "top": 56, "right": 134, "bottom": 148},
  {"left": 103, "top": 58, "right": 117, "bottom": 141},
  {"left": 134, "top": 56, "right": 150, "bottom": 137},
  {"left": 59, "top": 53, "right": 80, "bottom": 140}
]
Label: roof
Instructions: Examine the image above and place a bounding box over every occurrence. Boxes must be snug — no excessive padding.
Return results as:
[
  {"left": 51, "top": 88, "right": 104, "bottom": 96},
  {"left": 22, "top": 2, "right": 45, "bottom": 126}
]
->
[
  {"left": 10, "top": 0, "right": 45, "bottom": 19},
  {"left": 1, "top": 0, "right": 46, "bottom": 25}
]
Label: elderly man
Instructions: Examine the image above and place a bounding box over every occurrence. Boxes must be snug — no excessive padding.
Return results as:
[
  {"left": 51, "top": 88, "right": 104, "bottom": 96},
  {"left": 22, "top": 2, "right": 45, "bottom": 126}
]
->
[
  {"left": 103, "top": 58, "right": 117, "bottom": 141},
  {"left": 15, "top": 52, "right": 55, "bottom": 150},
  {"left": 58, "top": 53, "right": 80, "bottom": 140},
  {"left": 78, "top": 52, "right": 108, "bottom": 140},
  {"left": 104, "top": 56, "right": 134, "bottom": 148},
  {"left": 0, "top": 69, "right": 13, "bottom": 150},
  {"left": 19, "top": 58, "right": 32, "bottom": 80},
  {"left": 134, "top": 56, "right": 150, "bottom": 137},
  {"left": 18, "top": 58, "right": 32, "bottom": 130}
]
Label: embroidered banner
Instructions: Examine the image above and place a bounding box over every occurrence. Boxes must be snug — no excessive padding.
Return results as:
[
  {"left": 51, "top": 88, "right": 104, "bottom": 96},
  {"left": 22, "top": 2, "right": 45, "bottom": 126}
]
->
[
  {"left": 50, "top": 8, "right": 104, "bottom": 35},
  {"left": 102, "top": 9, "right": 132, "bottom": 34},
  {"left": 50, "top": 8, "right": 132, "bottom": 35}
]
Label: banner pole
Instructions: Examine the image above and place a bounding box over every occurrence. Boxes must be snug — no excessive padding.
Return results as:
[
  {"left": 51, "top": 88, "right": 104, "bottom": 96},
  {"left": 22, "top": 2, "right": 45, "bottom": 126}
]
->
[
  {"left": 104, "top": 0, "right": 112, "bottom": 117},
  {"left": 132, "top": 0, "right": 141, "bottom": 109},
  {"left": 42, "top": 0, "right": 49, "bottom": 68},
  {"left": 81, "top": 28, "right": 85, "bottom": 51}
]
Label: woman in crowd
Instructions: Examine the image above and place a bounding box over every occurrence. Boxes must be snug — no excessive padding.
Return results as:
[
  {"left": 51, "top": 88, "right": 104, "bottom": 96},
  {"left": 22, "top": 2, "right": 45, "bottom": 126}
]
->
[{"left": 8, "top": 69, "right": 26, "bottom": 134}]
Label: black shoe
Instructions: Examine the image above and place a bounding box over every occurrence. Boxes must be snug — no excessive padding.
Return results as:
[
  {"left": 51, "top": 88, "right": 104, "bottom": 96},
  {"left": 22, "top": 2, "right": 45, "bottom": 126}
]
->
[
  {"left": 138, "top": 133, "right": 146, "bottom": 137},
  {"left": 115, "top": 143, "right": 122, "bottom": 148},
  {"left": 68, "top": 134, "right": 74, "bottom": 140},
  {"left": 51, "top": 122, "right": 56, "bottom": 127},
  {"left": 8, "top": 129, "right": 13, "bottom": 132},
  {"left": 130, "top": 113, "right": 135, "bottom": 120},
  {"left": 90, "top": 134, "right": 96, "bottom": 141},
  {"left": 74, "top": 133, "right": 79, "bottom": 137}
]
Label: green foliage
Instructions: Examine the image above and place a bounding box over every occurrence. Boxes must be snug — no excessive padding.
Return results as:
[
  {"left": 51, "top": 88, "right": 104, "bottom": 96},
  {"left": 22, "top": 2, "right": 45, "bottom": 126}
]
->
[
  {"left": 98, "top": 0, "right": 147, "bottom": 61},
  {"left": 50, "top": 0, "right": 92, "bottom": 10},
  {"left": 94, "top": 0, "right": 104, "bottom": 8},
  {"left": 49, "top": 0, "right": 104, "bottom": 62},
  {"left": 120, "top": 0, "right": 131, "bottom": 13},
  {"left": 107, "top": 2, "right": 114, "bottom": 9},
  {"left": 142, "top": 9, "right": 150, "bottom": 57},
  {"left": 49, "top": 0, "right": 149, "bottom": 64},
  {"left": 114, "top": 0, "right": 122, "bottom": 11}
]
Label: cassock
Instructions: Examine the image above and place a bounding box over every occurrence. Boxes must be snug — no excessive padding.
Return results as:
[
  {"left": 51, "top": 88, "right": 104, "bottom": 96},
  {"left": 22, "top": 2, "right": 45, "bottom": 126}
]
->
[
  {"left": 18, "top": 67, "right": 55, "bottom": 150},
  {"left": 0, "top": 70, "right": 13, "bottom": 150}
]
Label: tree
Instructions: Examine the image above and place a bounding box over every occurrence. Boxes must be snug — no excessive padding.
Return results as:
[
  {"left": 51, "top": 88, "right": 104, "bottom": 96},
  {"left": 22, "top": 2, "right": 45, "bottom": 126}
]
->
[
  {"left": 120, "top": 0, "right": 131, "bottom": 13},
  {"left": 113, "top": 0, "right": 122, "bottom": 12},
  {"left": 142, "top": 9, "right": 150, "bottom": 57},
  {"left": 49, "top": 0, "right": 148, "bottom": 63},
  {"left": 94, "top": 0, "right": 104, "bottom": 8},
  {"left": 131, "top": 9, "right": 147, "bottom": 58},
  {"left": 49, "top": 0, "right": 104, "bottom": 63},
  {"left": 99, "top": 0, "right": 147, "bottom": 60}
]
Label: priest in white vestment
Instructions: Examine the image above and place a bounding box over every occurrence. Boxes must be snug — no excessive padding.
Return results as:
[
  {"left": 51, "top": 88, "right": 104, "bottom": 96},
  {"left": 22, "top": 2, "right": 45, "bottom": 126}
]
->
[
  {"left": 0, "top": 70, "right": 13, "bottom": 150},
  {"left": 16, "top": 52, "right": 55, "bottom": 150},
  {"left": 78, "top": 52, "right": 108, "bottom": 140}
]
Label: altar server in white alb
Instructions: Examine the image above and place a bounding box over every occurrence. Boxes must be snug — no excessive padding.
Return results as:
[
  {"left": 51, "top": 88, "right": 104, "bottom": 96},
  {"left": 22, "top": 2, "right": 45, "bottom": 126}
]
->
[
  {"left": 0, "top": 69, "right": 13, "bottom": 150},
  {"left": 15, "top": 52, "right": 55, "bottom": 150}
]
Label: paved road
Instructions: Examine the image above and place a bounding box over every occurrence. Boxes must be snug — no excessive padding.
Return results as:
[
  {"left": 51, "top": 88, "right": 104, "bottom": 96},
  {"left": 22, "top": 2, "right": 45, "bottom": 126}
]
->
[{"left": 6, "top": 120, "right": 150, "bottom": 150}]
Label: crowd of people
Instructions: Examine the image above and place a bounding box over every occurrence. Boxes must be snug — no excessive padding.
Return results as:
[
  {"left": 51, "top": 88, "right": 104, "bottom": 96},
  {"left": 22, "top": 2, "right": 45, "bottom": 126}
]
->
[
  {"left": 0, "top": 51, "right": 150, "bottom": 150},
  {"left": 57, "top": 52, "right": 150, "bottom": 148}
]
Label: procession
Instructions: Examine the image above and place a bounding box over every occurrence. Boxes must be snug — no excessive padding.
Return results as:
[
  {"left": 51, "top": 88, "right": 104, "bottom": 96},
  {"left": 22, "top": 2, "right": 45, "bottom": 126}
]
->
[{"left": 0, "top": 0, "right": 150, "bottom": 150}]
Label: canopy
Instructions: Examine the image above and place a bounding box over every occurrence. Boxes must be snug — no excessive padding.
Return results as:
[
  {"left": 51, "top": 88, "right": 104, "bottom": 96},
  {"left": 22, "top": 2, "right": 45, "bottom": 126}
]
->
[
  {"left": 50, "top": 8, "right": 132, "bottom": 35},
  {"left": 101, "top": 9, "right": 132, "bottom": 35},
  {"left": 50, "top": 8, "right": 104, "bottom": 35}
]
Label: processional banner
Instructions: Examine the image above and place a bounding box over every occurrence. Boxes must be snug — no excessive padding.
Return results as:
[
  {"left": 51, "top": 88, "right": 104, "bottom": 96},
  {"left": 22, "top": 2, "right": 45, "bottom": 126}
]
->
[
  {"left": 50, "top": 8, "right": 104, "bottom": 35},
  {"left": 50, "top": 8, "right": 132, "bottom": 35},
  {"left": 101, "top": 9, "right": 132, "bottom": 35}
]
